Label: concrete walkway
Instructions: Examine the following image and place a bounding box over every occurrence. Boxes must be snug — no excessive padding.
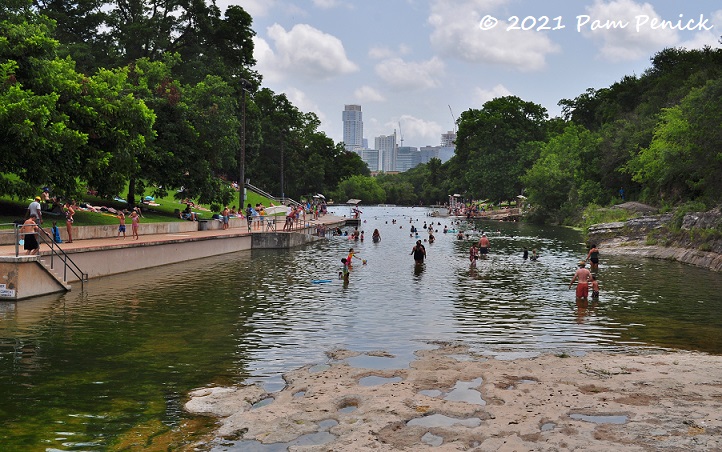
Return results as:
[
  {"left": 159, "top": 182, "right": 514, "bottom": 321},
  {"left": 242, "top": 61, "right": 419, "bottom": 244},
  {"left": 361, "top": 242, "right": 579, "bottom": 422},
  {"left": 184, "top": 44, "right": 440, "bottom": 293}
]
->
[
  {"left": 0, "top": 214, "right": 350, "bottom": 300},
  {"left": 0, "top": 214, "right": 347, "bottom": 257}
]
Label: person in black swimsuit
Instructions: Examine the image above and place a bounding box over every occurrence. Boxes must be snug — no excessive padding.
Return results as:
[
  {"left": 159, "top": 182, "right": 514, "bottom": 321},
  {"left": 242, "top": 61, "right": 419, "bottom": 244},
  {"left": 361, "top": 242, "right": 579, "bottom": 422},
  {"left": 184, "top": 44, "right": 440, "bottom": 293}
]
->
[
  {"left": 586, "top": 244, "right": 600, "bottom": 272},
  {"left": 411, "top": 240, "right": 426, "bottom": 264}
]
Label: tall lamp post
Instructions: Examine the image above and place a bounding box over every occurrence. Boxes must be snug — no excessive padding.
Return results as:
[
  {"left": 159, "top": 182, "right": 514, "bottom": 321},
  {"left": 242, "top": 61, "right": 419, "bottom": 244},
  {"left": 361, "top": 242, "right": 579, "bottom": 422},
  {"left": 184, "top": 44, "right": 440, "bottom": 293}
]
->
[{"left": 239, "top": 79, "right": 252, "bottom": 211}]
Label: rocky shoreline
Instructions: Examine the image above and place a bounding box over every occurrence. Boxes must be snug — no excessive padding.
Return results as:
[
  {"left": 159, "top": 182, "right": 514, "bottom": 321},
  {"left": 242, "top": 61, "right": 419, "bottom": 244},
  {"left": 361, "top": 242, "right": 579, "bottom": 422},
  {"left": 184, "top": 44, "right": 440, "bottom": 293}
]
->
[
  {"left": 185, "top": 344, "right": 722, "bottom": 451},
  {"left": 586, "top": 205, "right": 722, "bottom": 272}
]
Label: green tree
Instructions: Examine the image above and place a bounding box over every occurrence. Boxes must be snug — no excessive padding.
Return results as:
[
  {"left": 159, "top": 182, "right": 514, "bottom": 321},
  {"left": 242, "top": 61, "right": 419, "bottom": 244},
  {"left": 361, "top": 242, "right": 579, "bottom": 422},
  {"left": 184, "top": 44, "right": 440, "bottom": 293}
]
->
[
  {"left": 522, "top": 124, "right": 601, "bottom": 223},
  {"left": 456, "top": 96, "right": 547, "bottom": 203},
  {"left": 333, "top": 175, "right": 385, "bottom": 204},
  {"left": 626, "top": 78, "right": 722, "bottom": 206},
  {"left": 0, "top": 12, "right": 154, "bottom": 200}
]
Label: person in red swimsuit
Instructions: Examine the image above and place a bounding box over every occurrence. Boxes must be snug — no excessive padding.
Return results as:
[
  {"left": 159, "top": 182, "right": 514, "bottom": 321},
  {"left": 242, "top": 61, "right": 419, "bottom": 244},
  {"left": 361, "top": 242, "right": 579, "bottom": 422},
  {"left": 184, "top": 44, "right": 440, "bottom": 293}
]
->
[{"left": 569, "top": 260, "right": 592, "bottom": 301}]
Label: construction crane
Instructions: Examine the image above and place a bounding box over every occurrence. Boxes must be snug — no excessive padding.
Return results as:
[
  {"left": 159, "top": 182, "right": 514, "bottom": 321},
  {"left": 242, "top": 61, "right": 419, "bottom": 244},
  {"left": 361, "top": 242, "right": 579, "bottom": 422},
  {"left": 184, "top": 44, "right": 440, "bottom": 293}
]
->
[
  {"left": 398, "top": 121, "right": 404, "bottom": 147},
  {"left": 448, "top": 105, "right": 457, "bottom": 134}
]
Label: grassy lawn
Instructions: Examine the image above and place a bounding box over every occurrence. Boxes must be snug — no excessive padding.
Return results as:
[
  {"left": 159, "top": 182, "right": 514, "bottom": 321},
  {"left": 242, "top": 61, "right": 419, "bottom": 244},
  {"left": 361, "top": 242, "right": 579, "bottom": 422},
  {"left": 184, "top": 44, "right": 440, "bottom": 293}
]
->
[{"left": 0, "top": 189, "right": 278, "bottom": 229}]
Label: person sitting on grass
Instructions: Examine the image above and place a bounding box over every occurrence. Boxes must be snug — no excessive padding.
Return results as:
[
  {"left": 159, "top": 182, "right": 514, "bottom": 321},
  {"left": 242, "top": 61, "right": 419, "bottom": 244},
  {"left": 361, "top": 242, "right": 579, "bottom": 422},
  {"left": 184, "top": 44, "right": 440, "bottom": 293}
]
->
[{"left": 181, "top": 204, "right": 198, "bottom": 221}]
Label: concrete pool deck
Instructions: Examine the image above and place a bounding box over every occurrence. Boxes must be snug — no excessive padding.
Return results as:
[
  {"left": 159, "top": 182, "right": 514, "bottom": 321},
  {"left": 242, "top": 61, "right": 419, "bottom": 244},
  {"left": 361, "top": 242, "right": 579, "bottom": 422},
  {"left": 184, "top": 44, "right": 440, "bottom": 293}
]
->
[{"left": 0, "top": 214, "right": 349, "bottom": 300}]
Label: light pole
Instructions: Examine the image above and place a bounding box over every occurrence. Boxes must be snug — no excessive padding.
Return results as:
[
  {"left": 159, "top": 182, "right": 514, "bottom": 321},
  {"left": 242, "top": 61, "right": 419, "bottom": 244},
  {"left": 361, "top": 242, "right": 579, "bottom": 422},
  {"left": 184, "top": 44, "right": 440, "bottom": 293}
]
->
[
  {"left": 280, "top": 128, "right": 285, "bottom": 202},
  {"left": 239, "top": 79, "right": 251, "bottom": 211}
]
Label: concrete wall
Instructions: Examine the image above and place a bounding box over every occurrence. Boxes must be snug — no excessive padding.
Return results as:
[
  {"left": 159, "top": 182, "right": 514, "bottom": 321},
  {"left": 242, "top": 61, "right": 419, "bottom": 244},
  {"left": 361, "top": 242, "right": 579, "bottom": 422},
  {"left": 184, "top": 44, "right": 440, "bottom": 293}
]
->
[
  {"left": 0, "top": 257, "right": 67, "bottom": 300},
  {"left": 252, "top": 231, "right": 321, "bottom": 249},
  {"left": 46, "top": 231, "right": 320, "bottom": 283},
  {"left": 60, "top": 234, "right": 254, "bottom": 282}
]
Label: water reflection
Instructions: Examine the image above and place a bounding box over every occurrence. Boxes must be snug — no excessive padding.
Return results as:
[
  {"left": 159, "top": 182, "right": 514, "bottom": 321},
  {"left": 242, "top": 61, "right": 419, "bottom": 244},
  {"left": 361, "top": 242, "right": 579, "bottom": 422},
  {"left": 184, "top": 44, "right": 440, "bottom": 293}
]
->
[{"left": 1, "top": 206, "right": 721, "bottom": 449}]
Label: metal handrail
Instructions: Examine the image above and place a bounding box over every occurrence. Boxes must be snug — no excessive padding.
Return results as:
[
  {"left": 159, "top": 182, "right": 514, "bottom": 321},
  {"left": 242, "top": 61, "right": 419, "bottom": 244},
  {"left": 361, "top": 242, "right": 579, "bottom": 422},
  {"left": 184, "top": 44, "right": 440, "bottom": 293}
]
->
[
  {"left": 245, "top": 183, "right": 301, "bottom": 207},
  {"left": 14, "top": 223, "right": 88, "bottom": 290}
]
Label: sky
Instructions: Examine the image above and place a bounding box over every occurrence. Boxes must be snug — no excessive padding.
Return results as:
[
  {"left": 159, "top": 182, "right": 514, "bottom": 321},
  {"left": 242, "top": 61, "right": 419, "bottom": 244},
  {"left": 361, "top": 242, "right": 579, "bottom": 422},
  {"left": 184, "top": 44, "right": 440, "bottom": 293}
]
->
[{"left": 219, "top": 0, "right": 721, "bottom": 149}]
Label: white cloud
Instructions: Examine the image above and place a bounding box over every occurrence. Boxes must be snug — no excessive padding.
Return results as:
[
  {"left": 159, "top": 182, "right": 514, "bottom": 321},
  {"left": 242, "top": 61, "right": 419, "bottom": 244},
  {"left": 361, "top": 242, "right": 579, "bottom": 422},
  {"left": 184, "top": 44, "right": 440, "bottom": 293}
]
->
[
  {"left": 354, "top": 85, "right": 386, "bottom": 102},
  {"left": 254, "top": 23, "right": 359, "bottom": 82},
  {"left": 579, "top": 0, "right": 679, "bottom": 61},
  {"left": 368, "top": 44, "right": 412, "bottom": 60},
  {"left": 229, "top": 0, "right": 276, "bottom": 17},
  {"left": 428, "top": 0, "right": 559, "bottom": 71},
  {"left": 375, "top": 57, "right": 445, "bottom": 90},
  {"left": 252, "top": 37, "right": 282, "bottom": 83},
  {"left": 474, "top": 84, "right": 513, "bottom": 105},
  {"left": 389, "top": 115, "right": 444, "bottom": 146}
]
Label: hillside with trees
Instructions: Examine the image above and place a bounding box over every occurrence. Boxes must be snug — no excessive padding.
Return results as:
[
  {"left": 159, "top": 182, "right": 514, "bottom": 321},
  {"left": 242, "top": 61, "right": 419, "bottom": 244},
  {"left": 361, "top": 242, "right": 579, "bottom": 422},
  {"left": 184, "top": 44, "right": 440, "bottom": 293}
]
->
[{"left": 374, "top": 44, "right": 722, "bottom": 226}]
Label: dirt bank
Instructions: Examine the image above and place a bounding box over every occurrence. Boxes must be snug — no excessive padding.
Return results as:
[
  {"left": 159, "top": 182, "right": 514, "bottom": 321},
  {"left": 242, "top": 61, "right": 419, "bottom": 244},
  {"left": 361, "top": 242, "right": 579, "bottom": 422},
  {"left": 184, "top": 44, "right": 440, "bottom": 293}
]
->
[{"left": 185, "top": 344, "right": 722, "bottom": 451}]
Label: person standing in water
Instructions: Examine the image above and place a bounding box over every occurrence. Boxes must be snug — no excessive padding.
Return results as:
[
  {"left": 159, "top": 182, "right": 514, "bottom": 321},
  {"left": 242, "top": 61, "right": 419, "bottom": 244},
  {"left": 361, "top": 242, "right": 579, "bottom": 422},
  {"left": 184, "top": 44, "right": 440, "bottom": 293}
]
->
[
  {"left": 590, "top": 274, "right": 600, "bottom": 299},
  {"left": 569, "top": 260, "right": 592, "bottom": 302},
  {"left": 478, "top": 233, "right": 490, "bottom": 256},
  {"left": 469, "top": 244, "right": 479, "bottom": 266},
  {"left": 586, "top": 244, "right": 600, "bottom": 272},
  {"left": 411, "top": 240, "right": 426, "bottom": 264}
]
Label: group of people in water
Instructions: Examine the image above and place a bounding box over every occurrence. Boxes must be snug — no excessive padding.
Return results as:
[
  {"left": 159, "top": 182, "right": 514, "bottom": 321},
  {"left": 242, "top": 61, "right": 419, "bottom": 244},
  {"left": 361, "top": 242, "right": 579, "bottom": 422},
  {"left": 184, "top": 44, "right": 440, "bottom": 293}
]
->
[{"left": 337, "top": 216, "right": 603, "bottom": 306}]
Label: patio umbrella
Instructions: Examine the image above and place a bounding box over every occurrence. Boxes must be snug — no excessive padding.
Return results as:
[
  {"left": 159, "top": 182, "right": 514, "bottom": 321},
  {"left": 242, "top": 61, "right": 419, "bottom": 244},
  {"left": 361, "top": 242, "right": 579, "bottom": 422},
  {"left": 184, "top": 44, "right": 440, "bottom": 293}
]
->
[
  {"left": 264, "top": 205, "right": 288, "bottom": 215},
  {"left": 346, "top": 198, "right": 362, "bottom": 205}
]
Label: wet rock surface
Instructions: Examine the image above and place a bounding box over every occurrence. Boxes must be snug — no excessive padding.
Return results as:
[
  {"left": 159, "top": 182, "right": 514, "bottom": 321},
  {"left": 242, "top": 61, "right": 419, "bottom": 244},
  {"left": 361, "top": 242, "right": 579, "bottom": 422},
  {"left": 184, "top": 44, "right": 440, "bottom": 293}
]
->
[{"left": 185, "top": 344, "right": 722, "bottom": 451}]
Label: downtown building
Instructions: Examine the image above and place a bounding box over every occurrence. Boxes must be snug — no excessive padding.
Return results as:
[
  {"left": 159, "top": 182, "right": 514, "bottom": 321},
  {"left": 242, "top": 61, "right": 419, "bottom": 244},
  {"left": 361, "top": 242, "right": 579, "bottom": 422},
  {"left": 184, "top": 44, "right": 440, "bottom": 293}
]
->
[
  {"left": 375, "top": 132, "right": 397, "bottom": 172},
  {"left": 342, "top": 105, "right": 364, "bottom": 152}
]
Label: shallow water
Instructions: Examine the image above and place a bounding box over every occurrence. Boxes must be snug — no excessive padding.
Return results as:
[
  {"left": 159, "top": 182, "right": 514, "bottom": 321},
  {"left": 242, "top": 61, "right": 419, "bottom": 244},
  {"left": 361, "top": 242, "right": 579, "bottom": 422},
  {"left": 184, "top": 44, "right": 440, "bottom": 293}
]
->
[{"left": 1, "top": 206, "right": 720, "bottom": 449}]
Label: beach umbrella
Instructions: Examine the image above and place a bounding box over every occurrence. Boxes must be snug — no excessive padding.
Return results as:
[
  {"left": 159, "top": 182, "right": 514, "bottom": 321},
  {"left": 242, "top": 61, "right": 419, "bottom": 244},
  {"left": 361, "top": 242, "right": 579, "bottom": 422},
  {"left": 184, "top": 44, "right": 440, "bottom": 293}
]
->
[{"left": 264, "top": 205, "right": 288, "bottom": 215}]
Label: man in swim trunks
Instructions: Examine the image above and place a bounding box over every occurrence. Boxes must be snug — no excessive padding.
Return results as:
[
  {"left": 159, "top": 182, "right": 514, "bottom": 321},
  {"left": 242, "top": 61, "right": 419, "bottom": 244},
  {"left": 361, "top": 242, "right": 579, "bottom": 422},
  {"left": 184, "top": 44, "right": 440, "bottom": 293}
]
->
[
  {"left": 569, "top": 260, "right": 592, "bottom": 301},
  {"left": 21, "top": 214, "right": 40, "bottom": 255},
  {"left": 477, "top": 233, "right": 490, "bottom": 255}
]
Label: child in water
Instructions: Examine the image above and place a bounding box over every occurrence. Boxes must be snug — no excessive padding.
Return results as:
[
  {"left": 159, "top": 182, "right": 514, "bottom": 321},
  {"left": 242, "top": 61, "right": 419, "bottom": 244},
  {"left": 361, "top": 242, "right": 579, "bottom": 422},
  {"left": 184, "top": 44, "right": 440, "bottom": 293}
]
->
[
  {"left": 346, "top": 248, "right": 359, "bottom": 267},
  {"left": 339, "top": 258, "right": 350, "bottom": 284},
  {"left": 469, "top": 244, "right": 479, "bottom": 265},
  {"left": 590, "top": 274, "right": 600, "bottom": 299}
]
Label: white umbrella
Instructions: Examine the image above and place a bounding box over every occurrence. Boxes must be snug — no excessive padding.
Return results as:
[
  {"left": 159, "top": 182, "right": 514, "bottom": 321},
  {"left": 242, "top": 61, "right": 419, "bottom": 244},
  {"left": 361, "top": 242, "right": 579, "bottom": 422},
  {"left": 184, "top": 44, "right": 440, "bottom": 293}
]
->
[
  {"left": 316, "top": 193, "right": 325, "bottom": 199},
  {"left": 264, "top": 205, "right": 288, "bottom": 215},
  {"left": 346, "top": 198, "right": 361, "bottom": 205}
]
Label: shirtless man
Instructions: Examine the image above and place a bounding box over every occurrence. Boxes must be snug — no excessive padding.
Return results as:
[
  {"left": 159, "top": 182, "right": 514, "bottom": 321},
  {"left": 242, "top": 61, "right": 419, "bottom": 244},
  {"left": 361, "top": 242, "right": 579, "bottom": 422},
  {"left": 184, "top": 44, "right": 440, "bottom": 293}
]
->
[
  {"left": 21, "top": 215, "right": 40, "bottom": 255},
  {"left": 569, "top": 260, "right": 592, "bottom": 301},
  {"left": 477, "top": 233, "right": 490, "bottom": 255}
]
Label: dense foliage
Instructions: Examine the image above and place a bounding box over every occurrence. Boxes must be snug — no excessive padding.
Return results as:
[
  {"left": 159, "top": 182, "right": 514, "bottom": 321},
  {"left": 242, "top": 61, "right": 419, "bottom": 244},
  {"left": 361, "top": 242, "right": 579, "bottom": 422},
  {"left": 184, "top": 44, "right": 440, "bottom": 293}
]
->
[{"left": 1, "top": 1, "right": 366, "bottom": 206}]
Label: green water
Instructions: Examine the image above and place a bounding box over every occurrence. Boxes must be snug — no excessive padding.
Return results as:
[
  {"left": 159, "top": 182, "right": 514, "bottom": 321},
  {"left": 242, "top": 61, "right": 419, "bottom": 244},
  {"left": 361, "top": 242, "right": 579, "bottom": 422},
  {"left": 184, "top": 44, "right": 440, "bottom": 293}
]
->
[{"left": 1, "top": 206, "right": 721, "bottom": 449}]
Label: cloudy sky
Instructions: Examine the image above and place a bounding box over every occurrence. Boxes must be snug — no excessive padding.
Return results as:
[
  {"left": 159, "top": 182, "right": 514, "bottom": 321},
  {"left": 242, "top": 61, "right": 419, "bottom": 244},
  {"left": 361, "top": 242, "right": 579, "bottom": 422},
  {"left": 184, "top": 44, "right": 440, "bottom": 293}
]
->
[{"left": 222, "top": 0, "right": 721, "bottom": 149}]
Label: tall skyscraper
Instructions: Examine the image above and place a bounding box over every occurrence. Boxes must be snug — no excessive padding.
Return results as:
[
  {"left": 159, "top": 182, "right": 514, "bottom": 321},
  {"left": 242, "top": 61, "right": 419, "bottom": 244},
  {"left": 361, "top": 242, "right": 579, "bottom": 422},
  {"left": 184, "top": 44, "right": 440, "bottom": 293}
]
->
[
  {"left": 375, "top": 132, "right": 397, "bottom": 172},
  {"left": 342, "top": 105, "right": 363, "bottom": 152}
]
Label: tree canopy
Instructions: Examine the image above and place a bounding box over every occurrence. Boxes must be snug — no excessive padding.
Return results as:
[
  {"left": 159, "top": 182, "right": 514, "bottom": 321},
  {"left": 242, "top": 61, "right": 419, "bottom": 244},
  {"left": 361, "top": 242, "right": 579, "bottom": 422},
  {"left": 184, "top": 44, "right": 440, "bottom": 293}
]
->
[{"left": 1, "top": 3, "right": 366, "bottom": 207}]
